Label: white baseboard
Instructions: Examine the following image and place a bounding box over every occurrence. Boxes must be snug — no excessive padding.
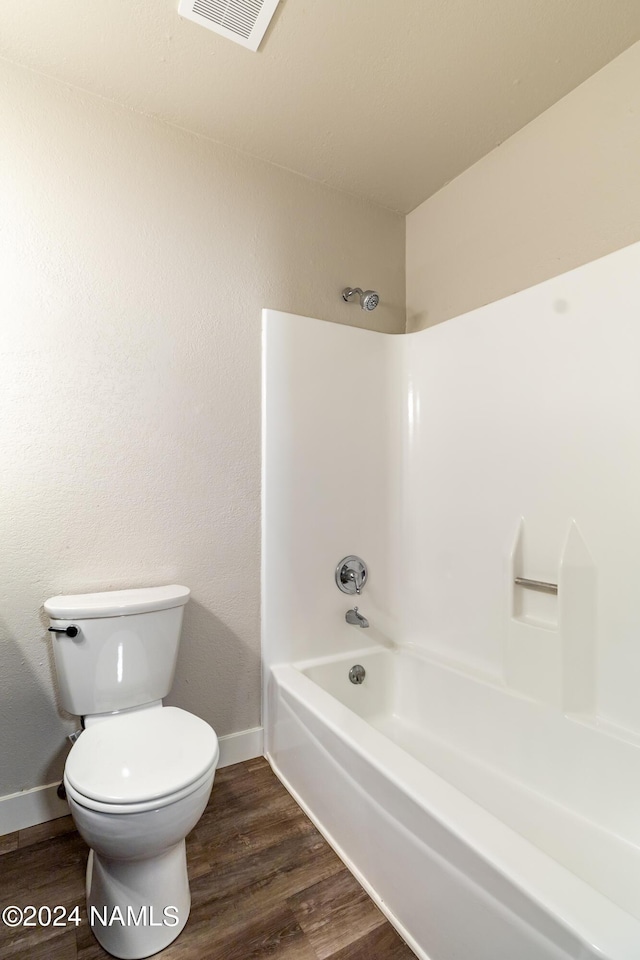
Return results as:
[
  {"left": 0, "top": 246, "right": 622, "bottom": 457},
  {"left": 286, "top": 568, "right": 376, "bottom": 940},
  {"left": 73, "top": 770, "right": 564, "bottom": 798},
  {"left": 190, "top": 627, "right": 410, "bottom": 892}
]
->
[
  {"left": 0, "top": 725, "right": 264, "bottom": 837},
  {"left": 218, "top": 726, "right": 264, "bottom": 768},
  {"left": 0, "top": 782, "right": 69, "bottom": 837}
]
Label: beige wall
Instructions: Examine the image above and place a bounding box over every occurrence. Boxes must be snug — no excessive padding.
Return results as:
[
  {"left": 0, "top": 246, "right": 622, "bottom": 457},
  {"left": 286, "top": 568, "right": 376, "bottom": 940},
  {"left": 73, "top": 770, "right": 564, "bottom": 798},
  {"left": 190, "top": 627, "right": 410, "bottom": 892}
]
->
[
  {"left": 0, "top": 57, "right": 404, "bottom": 797},
  {"left": 406, "top": 40, "right": 640, "bottom": 330}
]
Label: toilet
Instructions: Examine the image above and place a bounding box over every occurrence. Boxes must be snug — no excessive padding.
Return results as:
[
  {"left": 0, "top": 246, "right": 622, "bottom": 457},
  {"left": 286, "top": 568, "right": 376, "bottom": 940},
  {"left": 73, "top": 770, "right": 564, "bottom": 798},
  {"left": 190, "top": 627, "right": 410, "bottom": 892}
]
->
[{"left": 44, "top": 584, "right": 219, "bottom": 960}]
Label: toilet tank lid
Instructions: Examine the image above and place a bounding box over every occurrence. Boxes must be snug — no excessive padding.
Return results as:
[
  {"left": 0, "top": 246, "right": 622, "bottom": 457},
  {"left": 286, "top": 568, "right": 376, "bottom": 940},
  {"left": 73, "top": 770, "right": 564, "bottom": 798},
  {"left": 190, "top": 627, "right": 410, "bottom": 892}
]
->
[{"left": 44, "top": 584, "right": 190, "bottom": 620}]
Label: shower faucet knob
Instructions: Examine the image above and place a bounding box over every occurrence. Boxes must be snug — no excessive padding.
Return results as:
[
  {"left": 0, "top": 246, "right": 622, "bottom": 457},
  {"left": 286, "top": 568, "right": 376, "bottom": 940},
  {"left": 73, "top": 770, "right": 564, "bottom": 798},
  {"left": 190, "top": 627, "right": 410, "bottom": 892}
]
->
[{"left": 335, "top": 556, "right": 368, "bottom": 595}]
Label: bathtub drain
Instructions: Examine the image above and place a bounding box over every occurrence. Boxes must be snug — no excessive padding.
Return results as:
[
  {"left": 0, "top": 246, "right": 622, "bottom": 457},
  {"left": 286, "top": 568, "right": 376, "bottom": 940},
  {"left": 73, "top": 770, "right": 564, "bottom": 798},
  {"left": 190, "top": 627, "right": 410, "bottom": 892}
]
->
[{"left": 349, "top": 664, "right": 366, "bottom": 684}]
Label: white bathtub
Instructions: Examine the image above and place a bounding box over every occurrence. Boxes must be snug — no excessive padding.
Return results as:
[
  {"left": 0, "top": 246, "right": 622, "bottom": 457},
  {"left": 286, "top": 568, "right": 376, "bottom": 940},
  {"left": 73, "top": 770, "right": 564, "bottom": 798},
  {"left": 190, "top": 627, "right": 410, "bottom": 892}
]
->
[{"left": 267, "top": 646, "right": 640, "bottom": 960}]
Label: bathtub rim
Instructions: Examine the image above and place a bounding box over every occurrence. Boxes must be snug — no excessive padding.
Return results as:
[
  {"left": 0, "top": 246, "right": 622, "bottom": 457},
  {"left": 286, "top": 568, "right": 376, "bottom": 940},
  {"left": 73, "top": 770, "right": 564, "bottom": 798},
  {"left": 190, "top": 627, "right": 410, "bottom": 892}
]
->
[{"left": 268, "top": 657, "right": 640, "bottom": 960}]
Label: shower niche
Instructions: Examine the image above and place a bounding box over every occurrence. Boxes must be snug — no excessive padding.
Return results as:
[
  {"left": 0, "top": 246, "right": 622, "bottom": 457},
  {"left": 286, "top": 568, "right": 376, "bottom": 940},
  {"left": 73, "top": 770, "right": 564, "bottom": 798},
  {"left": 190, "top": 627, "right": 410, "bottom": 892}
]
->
[{"left": 506, "top": 518, "right": 596, "bottom": 714}]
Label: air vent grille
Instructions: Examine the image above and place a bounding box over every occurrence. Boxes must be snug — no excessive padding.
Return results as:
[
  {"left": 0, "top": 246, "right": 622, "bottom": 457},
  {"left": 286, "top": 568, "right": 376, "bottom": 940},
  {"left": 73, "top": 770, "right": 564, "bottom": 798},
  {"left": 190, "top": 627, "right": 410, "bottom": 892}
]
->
[{"left": 178, "top": 0, "right": 280, "bottom": 51}]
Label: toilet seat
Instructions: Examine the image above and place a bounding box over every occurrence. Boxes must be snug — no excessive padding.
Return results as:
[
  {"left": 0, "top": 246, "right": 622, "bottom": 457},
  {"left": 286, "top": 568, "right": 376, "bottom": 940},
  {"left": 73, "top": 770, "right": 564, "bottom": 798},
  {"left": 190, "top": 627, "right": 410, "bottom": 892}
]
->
[
  {"left": 64, "top": 763, "right": 217, "bottom": 815},
  {"left": 65, "top": 706, "right": 219, "bottom": 813}
]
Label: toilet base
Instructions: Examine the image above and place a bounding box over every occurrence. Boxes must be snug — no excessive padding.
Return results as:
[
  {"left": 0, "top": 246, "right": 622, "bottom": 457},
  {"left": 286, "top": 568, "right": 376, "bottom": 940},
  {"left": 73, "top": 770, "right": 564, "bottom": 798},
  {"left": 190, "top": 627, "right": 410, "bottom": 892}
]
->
[{"left": 85, "top": 841, "right": 191, "bottom": 959}]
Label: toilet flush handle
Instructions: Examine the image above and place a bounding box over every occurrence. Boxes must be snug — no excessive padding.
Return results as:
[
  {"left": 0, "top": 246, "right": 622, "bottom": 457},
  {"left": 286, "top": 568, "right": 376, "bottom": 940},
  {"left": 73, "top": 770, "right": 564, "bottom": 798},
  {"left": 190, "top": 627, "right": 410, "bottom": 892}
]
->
[{"left": 48, "top": 625, "right": 79, "bottom": 638}]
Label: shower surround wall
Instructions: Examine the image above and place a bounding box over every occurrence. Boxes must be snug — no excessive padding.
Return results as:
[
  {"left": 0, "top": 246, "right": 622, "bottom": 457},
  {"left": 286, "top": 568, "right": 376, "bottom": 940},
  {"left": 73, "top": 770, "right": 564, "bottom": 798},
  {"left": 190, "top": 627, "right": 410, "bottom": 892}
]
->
[
  {"left": 262, "top": 316, "right": 402, "bottom": 674},
  {"left": 264, "top": 238, "right": 640, "bottom": 733},
  {"left": 263, "top": 239, "right": 640, "bottom": 956}
]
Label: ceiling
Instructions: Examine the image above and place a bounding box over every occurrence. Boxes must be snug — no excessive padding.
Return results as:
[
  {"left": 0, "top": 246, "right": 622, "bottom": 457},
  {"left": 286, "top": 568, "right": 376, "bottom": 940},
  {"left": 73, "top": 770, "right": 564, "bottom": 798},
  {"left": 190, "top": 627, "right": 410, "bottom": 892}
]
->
[{"left": 1, "top": 1, "right": 639, "bottom": 213}]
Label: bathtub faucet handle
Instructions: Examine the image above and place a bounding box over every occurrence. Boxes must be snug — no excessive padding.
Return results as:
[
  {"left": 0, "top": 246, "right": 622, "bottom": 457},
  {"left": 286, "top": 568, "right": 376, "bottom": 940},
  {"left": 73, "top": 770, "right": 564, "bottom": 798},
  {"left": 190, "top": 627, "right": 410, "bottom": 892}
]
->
[{"left": 335, "top": 556, "right": 368, "bottom": 596}]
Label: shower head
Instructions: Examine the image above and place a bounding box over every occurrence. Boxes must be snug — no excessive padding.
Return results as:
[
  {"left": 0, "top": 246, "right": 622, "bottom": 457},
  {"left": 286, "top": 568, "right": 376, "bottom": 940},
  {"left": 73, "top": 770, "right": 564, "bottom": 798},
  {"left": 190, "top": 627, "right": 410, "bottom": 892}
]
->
[
  {"left": 361, "top": 290, "right": 380, "bottom": 311},
  {"left": 342, "top": 287, "right": 380, "bottom": 311}
]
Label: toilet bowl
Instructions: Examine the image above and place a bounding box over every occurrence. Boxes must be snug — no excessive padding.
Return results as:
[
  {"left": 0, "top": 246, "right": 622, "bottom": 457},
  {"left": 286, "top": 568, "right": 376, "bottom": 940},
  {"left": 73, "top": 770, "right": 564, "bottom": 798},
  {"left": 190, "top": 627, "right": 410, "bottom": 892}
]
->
[
  {"left": 45, "top": 585, "right": 219, "bottom": 960},
  {"left": 64, "top": 706, "right": 218, "bottom": 959}
]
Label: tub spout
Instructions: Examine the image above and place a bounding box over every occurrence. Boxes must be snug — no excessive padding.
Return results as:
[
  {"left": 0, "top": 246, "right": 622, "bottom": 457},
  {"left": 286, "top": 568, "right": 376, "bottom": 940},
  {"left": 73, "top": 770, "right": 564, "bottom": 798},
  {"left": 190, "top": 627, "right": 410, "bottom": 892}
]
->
[{"left": 346, "top": 606, "right": 369, "bottom": 628}]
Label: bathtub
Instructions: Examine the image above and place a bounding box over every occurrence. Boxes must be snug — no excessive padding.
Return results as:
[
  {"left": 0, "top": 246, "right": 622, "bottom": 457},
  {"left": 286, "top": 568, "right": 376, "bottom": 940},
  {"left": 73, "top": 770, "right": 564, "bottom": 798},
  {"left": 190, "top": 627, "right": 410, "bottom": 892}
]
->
[{"left": 267, "top": 646, "right": 640, "bottom": 960}]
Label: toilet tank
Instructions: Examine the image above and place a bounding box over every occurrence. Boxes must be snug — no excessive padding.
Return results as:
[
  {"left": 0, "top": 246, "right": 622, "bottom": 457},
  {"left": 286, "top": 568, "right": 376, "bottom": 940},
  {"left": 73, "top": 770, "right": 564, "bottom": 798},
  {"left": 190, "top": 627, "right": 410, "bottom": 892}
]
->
[{"left": 44, "top": 585, "right": 190, "bottom": 717}]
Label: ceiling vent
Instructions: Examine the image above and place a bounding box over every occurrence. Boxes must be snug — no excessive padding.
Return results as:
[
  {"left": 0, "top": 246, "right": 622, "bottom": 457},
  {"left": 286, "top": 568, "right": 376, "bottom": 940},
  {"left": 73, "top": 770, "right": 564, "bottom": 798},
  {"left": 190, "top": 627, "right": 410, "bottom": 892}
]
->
[{"left": 178, "top": 0, "right": 280, "bottom": 51}]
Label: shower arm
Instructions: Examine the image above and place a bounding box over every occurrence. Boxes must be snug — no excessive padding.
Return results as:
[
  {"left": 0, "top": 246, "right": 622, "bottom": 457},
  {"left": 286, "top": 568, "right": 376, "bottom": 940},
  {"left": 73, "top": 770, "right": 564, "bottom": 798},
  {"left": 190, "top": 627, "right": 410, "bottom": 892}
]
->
[{"left": 342, "top": 287, "right": 364, "bottom": 303}]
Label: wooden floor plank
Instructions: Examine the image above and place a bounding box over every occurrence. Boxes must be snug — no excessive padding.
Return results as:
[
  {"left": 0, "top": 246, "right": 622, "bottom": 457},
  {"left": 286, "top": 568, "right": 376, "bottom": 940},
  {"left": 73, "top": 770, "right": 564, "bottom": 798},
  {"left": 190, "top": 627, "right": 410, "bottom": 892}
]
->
[
  {"left": 0, "top": 830, "right": 19, "bottom": 855},
  {"left": 0, "top": 758, "right": 416, "bottom": 960},
  {"left": 329, "top": 921, "right": 416, "bottom": 960},
  {"left": 18, "top": 814, "right": 76, "bottom": 849},
  {"left": 0, "top": 831, "right": 86, "bottom": 908},
  {"left": 2, "top": 926, "right": 78, "bottom": 960},
  {"left": 158, "top": 900, "right": 319, "bottom": 960},
  {"left": 288, "top": 868, "right": 387, "bottom": 959}
]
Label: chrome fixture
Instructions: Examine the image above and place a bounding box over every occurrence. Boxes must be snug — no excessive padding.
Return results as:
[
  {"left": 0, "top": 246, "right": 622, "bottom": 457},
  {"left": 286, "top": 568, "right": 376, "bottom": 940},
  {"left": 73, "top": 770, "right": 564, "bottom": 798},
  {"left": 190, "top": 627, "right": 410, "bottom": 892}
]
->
[
  {"left": 342, "top": 287, "right": 380, "bottom": 311},
  {"left": 514, "top": 577, "right": 558, "bottom": 595},
  {"left": 349, "top": 664, "right": 366, "bottom": 684},
  {"left": 336, "top": 556, "right": 368, "bottom": 595},
  {"left": 346, "top": 606, "right": 369, "bottom": 628}
]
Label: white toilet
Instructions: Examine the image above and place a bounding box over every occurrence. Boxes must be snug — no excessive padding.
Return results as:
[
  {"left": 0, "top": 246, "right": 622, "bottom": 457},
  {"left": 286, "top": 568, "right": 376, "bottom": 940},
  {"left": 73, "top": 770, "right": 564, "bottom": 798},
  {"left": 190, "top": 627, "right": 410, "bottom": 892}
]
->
[{"left": 44, "top": 584, "right": 219, "bottom": 960}]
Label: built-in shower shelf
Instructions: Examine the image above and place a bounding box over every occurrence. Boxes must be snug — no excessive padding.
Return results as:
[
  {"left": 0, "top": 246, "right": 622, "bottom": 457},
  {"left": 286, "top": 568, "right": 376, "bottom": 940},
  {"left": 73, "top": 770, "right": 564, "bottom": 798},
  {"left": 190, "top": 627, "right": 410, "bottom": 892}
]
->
[
  {"left": 513, "top": 571, "right": 559, "bottom": 631},
  {"left": 506, "top": 518, "right": 596, "bottom": 713}
]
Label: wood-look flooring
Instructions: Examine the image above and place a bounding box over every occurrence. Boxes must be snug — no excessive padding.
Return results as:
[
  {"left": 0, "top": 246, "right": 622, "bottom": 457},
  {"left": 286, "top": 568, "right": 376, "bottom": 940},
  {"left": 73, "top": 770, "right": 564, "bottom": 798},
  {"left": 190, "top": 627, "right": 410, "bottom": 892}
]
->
[{"left": 0, "top": 758, "right": 416, "bottom": 960}]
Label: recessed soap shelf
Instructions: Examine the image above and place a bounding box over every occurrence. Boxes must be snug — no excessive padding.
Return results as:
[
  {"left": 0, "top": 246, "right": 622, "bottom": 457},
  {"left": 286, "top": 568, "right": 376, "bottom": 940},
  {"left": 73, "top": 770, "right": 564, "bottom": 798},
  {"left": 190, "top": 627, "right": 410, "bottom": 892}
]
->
[{"left": 506, "top": 518, "right": 596, "bottom": 713}]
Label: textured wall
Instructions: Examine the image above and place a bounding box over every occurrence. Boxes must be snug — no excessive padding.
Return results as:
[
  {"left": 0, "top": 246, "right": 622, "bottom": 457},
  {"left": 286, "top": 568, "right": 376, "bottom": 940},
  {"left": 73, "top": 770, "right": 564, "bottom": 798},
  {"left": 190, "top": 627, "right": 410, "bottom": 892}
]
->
[
  {"left": 406, "top": 40, "right": 640, "bottom": 330},
  {"left": 0, "top": 57, "right": 404, "bottom": 797}
]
